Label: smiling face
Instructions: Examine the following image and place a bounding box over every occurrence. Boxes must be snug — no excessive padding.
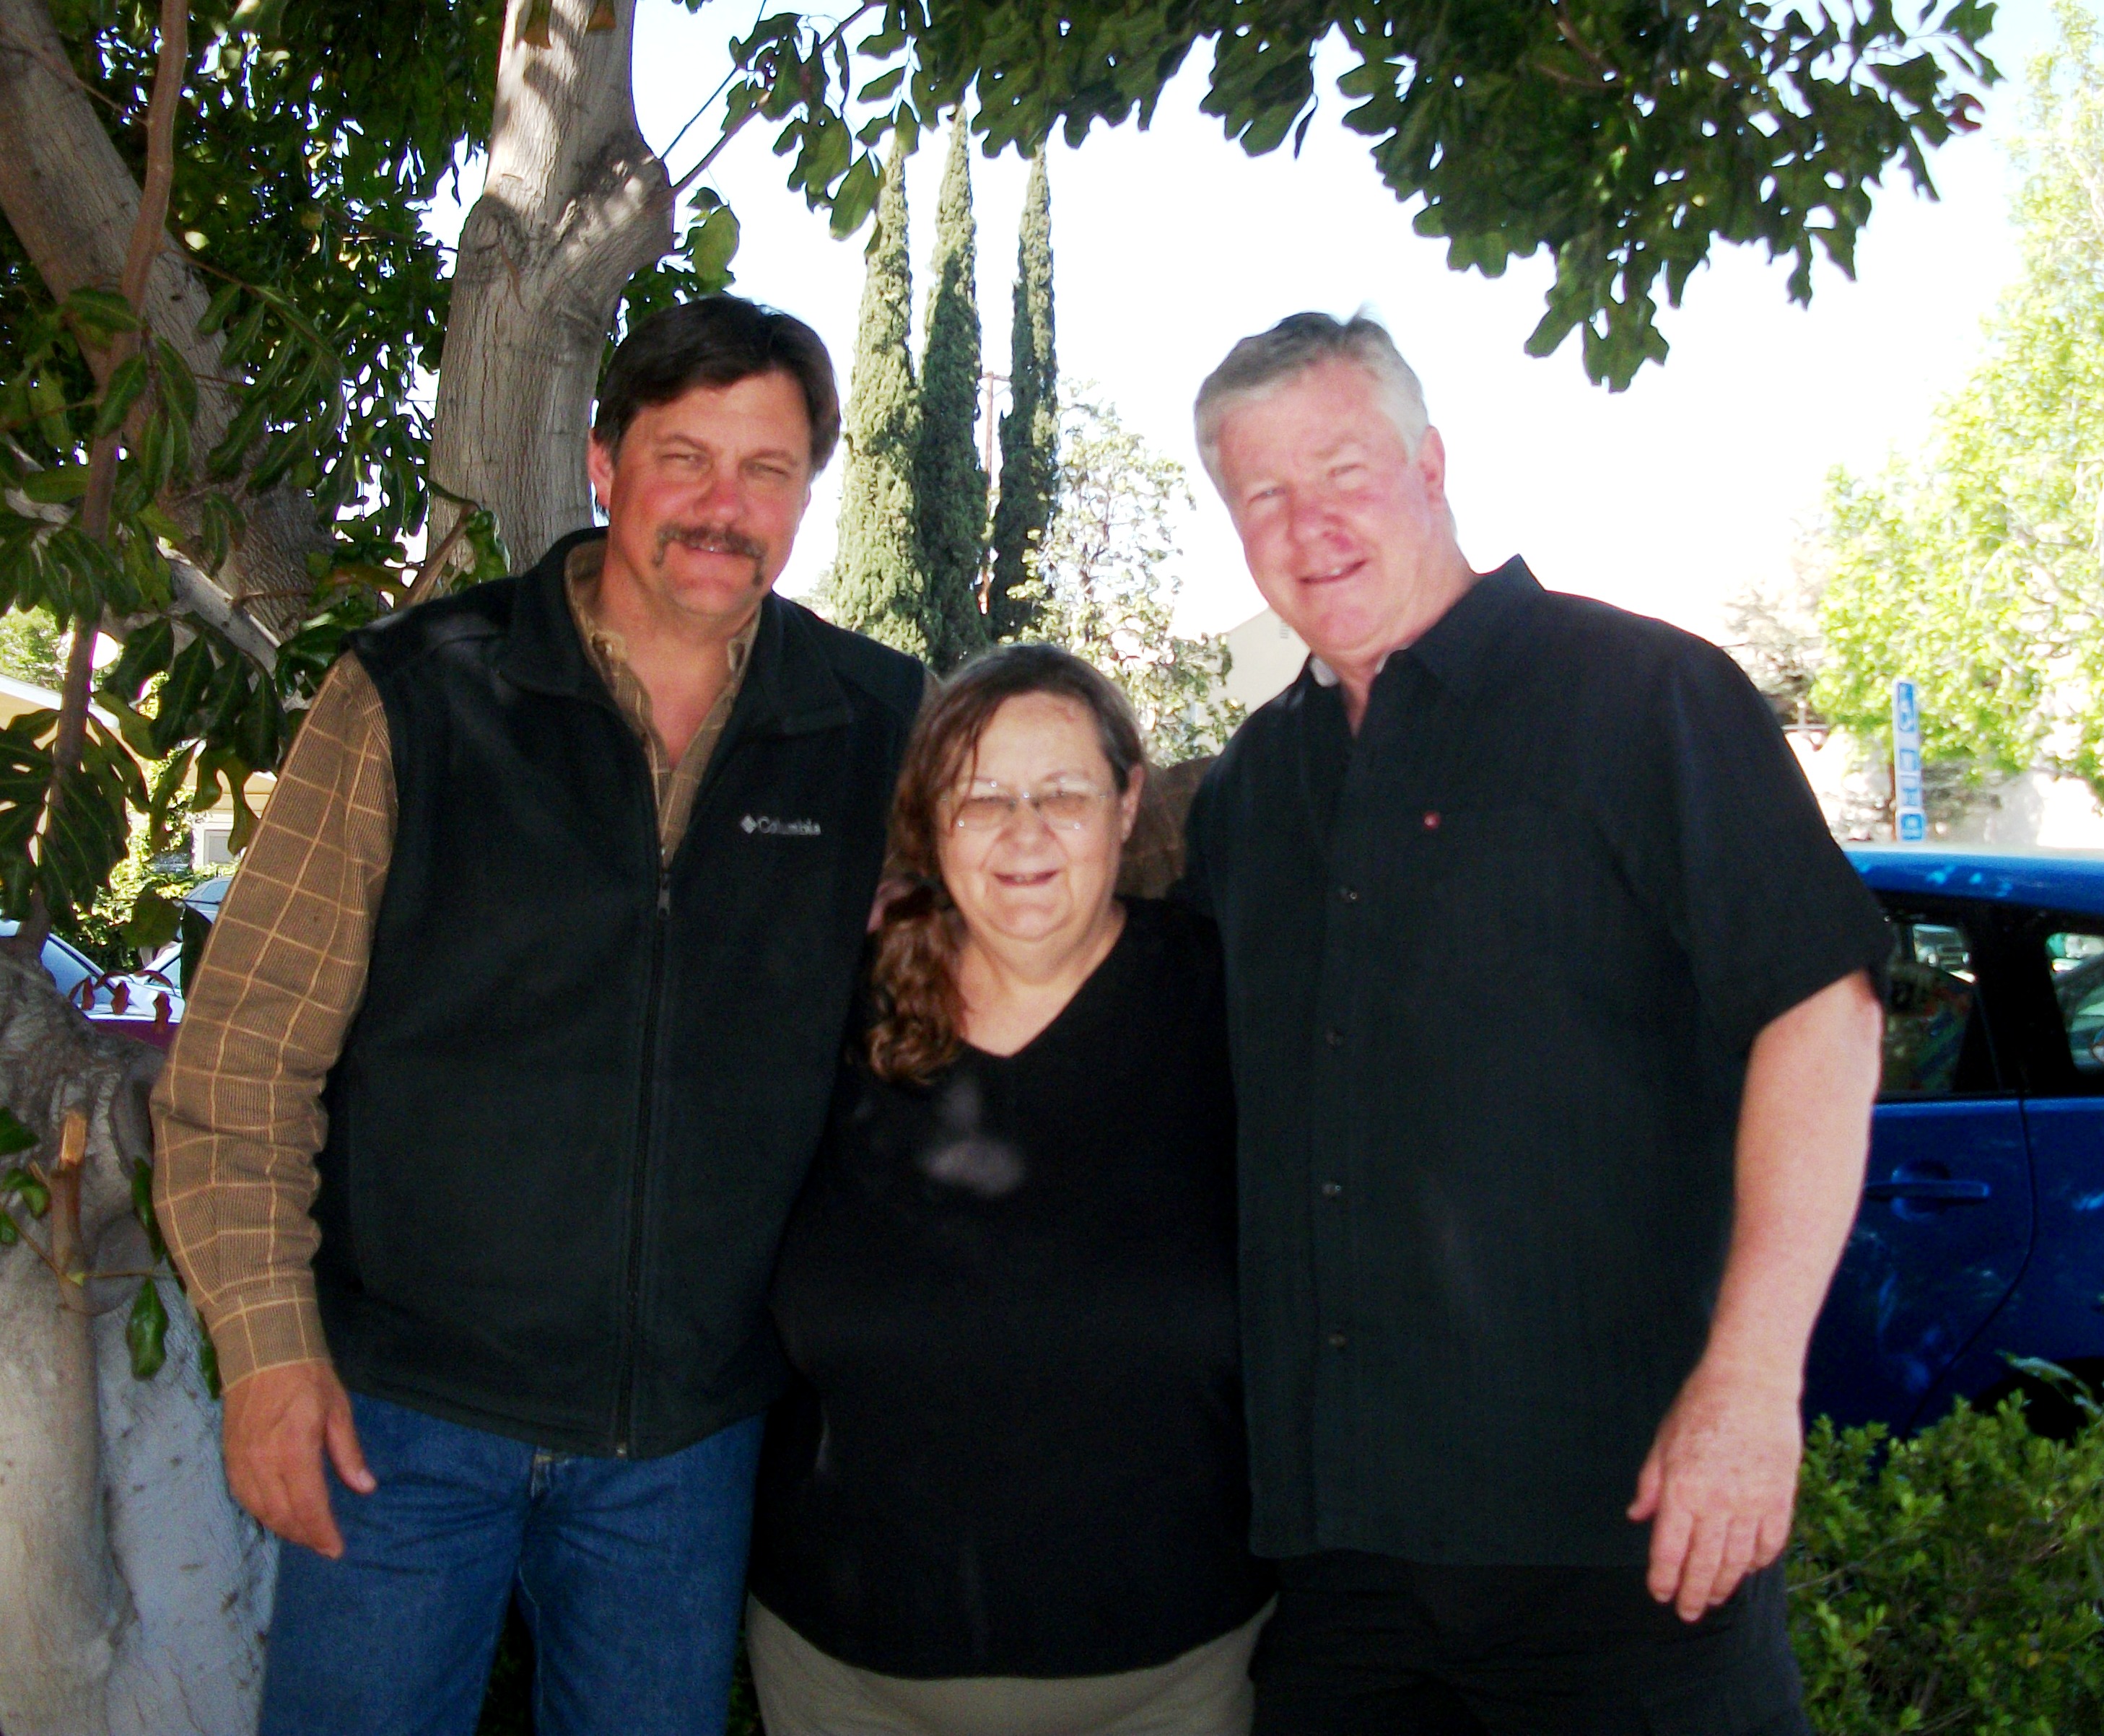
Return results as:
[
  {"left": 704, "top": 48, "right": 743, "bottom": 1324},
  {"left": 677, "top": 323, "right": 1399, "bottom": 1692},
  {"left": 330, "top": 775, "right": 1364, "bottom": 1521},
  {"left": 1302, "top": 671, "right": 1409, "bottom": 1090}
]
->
[
  {"left": 937, "top": 692, "right": 1141, "bottom": 956},
  {"left": 586, "top": 368, "right": 815, "bottom": 633},
  {"left": 1213, "top": 357, "right": 1458, "bottom": 672}
]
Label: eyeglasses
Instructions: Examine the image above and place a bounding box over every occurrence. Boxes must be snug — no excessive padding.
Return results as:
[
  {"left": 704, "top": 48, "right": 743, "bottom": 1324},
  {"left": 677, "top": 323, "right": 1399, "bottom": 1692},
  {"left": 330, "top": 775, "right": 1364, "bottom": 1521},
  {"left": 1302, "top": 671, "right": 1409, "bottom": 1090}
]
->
[{"left": 948, "top": 785, "right": 1112, "bottom": 832}]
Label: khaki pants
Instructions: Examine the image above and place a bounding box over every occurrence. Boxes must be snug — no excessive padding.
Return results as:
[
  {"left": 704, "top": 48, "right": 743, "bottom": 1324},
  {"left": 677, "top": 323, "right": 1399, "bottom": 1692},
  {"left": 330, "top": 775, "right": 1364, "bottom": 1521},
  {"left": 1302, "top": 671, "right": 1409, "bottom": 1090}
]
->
[{"left": 748, "top": 1597, "right": 1272, "bottom": 1736}]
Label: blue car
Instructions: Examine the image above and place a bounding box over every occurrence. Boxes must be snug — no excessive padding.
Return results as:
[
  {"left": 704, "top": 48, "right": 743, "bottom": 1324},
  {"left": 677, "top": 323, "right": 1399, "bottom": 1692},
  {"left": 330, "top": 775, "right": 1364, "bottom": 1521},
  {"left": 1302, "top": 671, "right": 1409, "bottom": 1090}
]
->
[{"left": 1804, "top": 847, "right": 2104, "bottom": 1434}]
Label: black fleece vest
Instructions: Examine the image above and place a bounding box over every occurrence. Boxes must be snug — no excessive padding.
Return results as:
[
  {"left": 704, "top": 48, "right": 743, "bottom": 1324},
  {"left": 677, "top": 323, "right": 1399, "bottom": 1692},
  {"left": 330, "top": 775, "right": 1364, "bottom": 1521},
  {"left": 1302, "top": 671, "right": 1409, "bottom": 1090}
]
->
[{"left": 312, "top": 531, "right": 923, "bottom": 1457}]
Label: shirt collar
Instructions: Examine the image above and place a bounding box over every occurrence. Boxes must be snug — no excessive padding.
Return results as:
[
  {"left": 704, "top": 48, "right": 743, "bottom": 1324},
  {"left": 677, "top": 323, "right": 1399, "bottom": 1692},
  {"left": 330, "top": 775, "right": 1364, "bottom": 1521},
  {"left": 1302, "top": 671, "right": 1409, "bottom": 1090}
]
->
[{"left": 1305, "top": 557, "right": 1540, "bottom": 699}]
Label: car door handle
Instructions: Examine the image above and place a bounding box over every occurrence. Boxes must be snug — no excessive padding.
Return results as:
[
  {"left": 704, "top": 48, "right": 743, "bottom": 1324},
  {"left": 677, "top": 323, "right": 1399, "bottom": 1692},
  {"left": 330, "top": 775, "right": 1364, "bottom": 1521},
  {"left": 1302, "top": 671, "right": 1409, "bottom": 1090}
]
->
[{"left": 1864, "top": 1177, "right": 1991, "bottom": 1203}]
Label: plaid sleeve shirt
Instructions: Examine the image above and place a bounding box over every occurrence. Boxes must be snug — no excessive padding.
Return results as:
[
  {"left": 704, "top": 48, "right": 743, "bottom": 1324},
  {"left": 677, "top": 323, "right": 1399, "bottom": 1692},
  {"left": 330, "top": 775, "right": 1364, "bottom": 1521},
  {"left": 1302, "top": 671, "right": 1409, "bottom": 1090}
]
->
[{"left": 152, "top": 545, "right": 756, "bottom": 1390}]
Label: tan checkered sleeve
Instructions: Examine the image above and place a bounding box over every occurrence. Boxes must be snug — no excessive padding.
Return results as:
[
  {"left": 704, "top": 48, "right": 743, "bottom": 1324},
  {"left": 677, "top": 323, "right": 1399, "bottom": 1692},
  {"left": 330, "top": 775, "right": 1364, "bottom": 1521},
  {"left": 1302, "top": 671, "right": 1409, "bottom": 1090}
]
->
[{"left": 151, "top": 655, "right": 396, "bottom": 1391}]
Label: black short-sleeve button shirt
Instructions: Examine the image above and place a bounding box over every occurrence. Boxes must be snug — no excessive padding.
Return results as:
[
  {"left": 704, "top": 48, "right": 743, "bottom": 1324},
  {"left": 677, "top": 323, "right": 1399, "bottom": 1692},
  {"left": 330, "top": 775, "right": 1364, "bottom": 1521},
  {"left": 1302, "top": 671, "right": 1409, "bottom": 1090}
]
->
[{"left": 1183, "top": 559, "right": 1890, "bottom": 1567}]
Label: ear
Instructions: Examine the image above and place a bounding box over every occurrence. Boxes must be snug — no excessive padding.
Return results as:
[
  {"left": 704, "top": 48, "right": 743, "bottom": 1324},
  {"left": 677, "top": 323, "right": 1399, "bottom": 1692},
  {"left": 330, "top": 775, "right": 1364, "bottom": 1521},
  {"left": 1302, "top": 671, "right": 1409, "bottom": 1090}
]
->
[
  {"left": 1416, "top": 424, "right": 1449, "bottom": 512},
  {"left": 586, "top": 433, "right": 618, "bottom": 512},
  {"left": 1117, "top": 761, "right": 1147, "bottom": 844}
]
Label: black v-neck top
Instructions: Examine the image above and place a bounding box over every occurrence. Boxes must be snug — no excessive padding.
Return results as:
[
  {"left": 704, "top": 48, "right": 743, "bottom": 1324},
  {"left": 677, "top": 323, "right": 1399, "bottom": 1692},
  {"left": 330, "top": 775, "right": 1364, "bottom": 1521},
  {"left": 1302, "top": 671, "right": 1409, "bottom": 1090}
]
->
[{"left": 746, "top": 899, "right": 1274, "bottom": 1678}]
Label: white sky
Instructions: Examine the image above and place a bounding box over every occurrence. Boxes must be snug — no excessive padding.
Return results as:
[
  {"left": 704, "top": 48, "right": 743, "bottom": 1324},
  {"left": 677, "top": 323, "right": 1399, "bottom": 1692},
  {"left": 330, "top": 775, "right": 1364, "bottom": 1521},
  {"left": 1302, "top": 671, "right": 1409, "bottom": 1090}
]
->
[{"left": 436, "top": 0, "right": 2064, "bottom": 644}]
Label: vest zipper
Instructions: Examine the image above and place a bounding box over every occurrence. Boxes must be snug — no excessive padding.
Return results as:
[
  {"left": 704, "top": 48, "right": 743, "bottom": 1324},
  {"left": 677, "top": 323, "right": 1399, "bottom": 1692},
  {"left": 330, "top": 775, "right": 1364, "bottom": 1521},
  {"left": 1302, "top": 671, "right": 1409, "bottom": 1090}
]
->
[{"left": 611, "top": 860, "right": 672, "bottom": 1456}]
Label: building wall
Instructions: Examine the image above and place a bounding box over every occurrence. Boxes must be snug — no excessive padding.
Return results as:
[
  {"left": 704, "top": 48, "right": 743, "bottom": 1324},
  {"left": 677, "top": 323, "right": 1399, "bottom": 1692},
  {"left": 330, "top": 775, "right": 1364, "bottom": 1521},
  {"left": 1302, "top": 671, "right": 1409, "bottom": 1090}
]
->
[
  {"left": 1223, "top": 609, "right": 1308, "bottom": 712},
  {"left": 1789, "top": 728, "right": 2104, "bottom": 850}
]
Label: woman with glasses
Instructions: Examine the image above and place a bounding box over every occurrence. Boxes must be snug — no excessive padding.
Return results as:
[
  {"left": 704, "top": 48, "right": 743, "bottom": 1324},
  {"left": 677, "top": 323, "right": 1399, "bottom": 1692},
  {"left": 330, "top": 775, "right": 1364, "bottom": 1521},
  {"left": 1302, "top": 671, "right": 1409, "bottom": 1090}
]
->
[{"left": 745, "top": 643, "right": 1273, "bottom": 1735}]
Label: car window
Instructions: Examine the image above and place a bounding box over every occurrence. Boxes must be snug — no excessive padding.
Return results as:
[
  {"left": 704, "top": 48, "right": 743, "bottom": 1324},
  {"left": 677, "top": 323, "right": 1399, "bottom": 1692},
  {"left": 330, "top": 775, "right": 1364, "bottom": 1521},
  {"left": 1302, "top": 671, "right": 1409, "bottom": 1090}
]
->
[
  {"left": 2046, "top": 928, "right": 2104, "bottom": 1085},
  {"left": 37, "top": 937, "right": 92, "bottom": 996},
  {"left": 1880, "top": 913, "right": 1997, "bottom": 1096}
]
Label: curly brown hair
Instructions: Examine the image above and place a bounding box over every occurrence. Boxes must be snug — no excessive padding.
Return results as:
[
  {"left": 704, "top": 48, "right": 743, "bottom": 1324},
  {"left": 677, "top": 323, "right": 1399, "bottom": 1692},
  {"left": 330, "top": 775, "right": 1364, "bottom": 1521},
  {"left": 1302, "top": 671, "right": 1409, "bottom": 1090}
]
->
[{"left": 867, "top": 645, "right": 1145, "bottom": 1085}]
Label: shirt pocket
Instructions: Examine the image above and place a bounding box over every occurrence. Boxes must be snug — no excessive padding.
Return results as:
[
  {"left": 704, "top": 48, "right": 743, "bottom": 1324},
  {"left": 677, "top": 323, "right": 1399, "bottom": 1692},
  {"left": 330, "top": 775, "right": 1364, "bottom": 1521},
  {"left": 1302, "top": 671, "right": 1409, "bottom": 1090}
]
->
[{"left": 1405, "top": 802, "right": 1570, "bottom": 959}]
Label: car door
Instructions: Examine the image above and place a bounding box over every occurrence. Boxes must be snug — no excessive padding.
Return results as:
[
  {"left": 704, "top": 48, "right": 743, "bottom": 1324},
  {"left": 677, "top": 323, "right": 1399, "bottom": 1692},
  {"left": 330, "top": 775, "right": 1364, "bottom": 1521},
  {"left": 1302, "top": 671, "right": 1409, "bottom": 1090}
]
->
[
  {"left": 1804, "top": 898, "right": 2035, "bottom": 1432},
  {"left": 1965, "top": 912, "right": 2104, "bottom": 1397}
]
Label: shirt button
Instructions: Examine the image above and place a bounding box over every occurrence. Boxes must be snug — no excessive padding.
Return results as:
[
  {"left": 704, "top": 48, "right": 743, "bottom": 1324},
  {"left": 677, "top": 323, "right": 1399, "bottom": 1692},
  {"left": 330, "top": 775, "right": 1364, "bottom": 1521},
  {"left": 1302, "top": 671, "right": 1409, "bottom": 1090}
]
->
[
  {"left": 1327, "top": 1330, "right": 1349, "bottom": 1349},
  {"left": 1337, "top": 885, "right": 1359, "bottom": 904},
  {"left": 1323, "top": 1028, "right": 1343, "bottom": 1049},
  {"left": 1320, "top": 1181, "right": 1343, "bottom": 1199}
]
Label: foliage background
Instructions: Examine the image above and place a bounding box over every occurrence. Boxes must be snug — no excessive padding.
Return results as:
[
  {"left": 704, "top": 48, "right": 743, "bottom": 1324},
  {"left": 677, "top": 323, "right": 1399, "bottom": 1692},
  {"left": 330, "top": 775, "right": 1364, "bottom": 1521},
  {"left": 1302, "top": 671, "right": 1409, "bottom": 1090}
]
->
[
  {"left": 1789, "top": 1393, "right": 2104, "bottom": 1735},
  {"left": 1028, "top": 391, "right": 1242, "bottom": 762},
  {"left": 1809, "top": 2, "right": 2104, "bottom": 798}
]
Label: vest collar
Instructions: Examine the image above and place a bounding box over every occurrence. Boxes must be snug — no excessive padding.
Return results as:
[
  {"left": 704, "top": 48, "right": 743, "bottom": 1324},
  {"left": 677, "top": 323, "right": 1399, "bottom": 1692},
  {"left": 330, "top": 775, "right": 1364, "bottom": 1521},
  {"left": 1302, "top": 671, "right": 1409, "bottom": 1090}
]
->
[{"left": 497, "top": 528, "right": 853, "bottom": 738}]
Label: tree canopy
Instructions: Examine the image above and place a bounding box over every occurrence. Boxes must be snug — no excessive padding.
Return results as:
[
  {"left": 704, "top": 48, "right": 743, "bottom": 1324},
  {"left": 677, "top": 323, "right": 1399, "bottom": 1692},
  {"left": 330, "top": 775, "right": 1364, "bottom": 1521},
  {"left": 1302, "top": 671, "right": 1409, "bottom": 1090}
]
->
[
  {"left": 1810, "top": 1, "right": 2104, "bottom": 795},
  {"left": 913, "top": 116, "right": 992, "bottom": 673},
  {"left": 828, "top": 134, "right": 929, "bottom": 658},
  {"left": 0, "top": 0, "right": 2005, "bottom": 942},
  {"left": 1031, "top": 390, "right": 1241, "bottom": 762},
  {"left": 989, "top": 149, "right": 1056, "bottom": 644},
  {"left": 752, "top": 0, "right": 1999, "bottom": 389}
]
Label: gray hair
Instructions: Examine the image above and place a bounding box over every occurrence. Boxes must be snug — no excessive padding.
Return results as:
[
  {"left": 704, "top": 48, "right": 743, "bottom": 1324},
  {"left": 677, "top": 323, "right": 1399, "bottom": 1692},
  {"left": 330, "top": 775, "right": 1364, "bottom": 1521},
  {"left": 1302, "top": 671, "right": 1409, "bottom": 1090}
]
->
[{"left": 1193, "top": 311, "right": 1429, "bottom": 489}]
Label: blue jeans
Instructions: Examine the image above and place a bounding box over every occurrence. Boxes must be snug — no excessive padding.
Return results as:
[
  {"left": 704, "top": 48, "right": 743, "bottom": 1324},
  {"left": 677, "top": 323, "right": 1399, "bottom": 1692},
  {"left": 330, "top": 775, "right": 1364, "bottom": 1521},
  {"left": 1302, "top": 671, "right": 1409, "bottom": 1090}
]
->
[{"left": 260, "top": 1393, "right": 765, "bottom": 1736}]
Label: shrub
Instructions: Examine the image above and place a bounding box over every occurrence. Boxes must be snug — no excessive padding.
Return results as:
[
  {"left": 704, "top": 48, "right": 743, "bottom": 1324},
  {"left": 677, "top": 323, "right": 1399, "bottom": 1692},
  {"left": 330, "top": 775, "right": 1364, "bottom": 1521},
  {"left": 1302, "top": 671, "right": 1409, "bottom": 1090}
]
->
[{"left": 1790, "top": 1393, "right": 2104, "bottom": 1734}]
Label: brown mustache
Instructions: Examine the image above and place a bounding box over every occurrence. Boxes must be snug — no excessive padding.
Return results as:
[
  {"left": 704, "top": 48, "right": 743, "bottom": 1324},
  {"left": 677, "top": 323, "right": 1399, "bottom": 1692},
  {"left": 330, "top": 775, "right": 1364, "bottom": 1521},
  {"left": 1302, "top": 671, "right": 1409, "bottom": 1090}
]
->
[{"left": 654, "top": 523, "right": 766, "bottom": 564}]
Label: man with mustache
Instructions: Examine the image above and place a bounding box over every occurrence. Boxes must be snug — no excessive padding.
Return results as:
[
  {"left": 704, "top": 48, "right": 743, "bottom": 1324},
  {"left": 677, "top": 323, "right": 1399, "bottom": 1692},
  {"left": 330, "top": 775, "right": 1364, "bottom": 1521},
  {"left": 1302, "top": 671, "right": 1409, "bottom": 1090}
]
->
[{"left": 153, "top": 297, "right": 927, "bottom": 1736}]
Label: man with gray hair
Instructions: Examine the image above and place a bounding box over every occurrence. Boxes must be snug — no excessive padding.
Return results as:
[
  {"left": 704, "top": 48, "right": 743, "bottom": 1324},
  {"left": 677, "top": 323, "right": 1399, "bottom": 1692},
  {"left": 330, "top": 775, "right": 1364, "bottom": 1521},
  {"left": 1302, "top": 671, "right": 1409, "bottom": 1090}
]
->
[{"left": 1180, "top": 312, "right": 1891, "bottom": 1732}]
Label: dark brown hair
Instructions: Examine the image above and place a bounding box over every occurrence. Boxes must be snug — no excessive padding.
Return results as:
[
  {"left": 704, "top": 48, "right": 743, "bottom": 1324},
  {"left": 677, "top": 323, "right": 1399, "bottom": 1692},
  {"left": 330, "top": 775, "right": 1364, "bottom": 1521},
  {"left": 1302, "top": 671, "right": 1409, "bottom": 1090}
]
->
[
  {"left": 593, "top": 295, "right": 842, "bottom": 471},
  {"left": 868, "top": 644, "right": 1145, "bottom": 1085}
]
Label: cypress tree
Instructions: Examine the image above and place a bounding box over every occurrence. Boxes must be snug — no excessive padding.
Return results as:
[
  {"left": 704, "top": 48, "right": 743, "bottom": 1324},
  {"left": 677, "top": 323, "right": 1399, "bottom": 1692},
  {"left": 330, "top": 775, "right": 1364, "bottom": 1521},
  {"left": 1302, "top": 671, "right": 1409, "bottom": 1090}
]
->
[
  {"left": 830, "top": 133, "right": 929, "bottom": 659},
  {"left": 988, "top": 149, "right": 1057, "bottom": 642},
  {"left": 914, "top": 115, "right": 992, "bottom": 673}
]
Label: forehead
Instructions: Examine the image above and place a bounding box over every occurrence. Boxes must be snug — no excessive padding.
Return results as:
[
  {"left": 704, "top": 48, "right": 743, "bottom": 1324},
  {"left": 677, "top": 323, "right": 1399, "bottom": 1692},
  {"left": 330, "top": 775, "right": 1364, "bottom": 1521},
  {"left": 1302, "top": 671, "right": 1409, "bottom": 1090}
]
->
[
  {"left": 624, "top": 370, "right": 811, "bottom": 452},
  {"left": 959, "top": 692, "right": 1106, "bottom": 776},
  {"left": 1214, "top": 359, "right": 1400, "bottom": 470}
]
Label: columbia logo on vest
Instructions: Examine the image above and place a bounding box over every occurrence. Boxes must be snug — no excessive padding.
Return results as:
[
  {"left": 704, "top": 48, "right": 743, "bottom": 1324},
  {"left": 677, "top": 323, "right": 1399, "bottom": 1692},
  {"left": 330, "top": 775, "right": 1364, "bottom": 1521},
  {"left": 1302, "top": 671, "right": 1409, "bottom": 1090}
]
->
[{"left": 741, "top": 815, "right": 823, "bottom": 837}]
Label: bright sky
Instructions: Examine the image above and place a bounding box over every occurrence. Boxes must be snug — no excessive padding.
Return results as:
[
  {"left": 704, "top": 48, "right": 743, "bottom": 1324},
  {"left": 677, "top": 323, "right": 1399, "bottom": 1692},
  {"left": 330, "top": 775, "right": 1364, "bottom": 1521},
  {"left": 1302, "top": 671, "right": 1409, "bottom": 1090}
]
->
[{"left": 438, "top": 0, "right": 2064, "bottom": 644}]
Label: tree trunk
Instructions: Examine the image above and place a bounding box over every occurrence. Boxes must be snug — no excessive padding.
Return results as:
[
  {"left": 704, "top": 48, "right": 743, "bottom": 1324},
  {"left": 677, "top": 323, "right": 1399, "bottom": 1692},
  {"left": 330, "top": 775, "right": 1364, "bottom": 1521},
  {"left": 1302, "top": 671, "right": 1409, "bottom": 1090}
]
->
[
  {"left": 0, "top": 1164, "right": 116, "bottom": 1736},
  {"left": 0, "top": 958, "right": 272, "bottom": 1736},
  {"left": 0, "top": 0, "right": 310, "bottom": 645},
  {"left": 426, "top": 0, "right": 672, "bottom": 572}
]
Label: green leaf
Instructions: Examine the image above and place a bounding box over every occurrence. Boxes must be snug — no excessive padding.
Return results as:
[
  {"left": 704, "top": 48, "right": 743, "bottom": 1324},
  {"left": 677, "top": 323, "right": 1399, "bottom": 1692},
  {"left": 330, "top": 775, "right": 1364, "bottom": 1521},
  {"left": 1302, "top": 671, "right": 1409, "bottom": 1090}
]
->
[
  {"left": 19, "top": 466, "right": 90, "bottom": 505},
  {"left": 93, "top": 354, "right": 150, "bottom": 439},
  {"left": 230, "top": 0, "right": 290, "bottom": 42},
  {"left": 152, "top": 338, "right": 198, "bottom": 427},
  {"left": 27, "top": 371, "right": 71, "bottom": 454},
  {"left": 99, "top": 616, "right": 174, "bottom": 706},
  {"left": 62, "top": 287, "right": 140, "bottom": 346},
  {"left": 217, "top": 301, "right": 267, "bottom": 372},
  {"left": 197, "top": 494, "right": 241, "bottom": 575},
  {"left": 828, "top": 154, "right": 881, "bottom": 238},
  {"left": 130, "top": 1155, "right": 169, "bottom": 1263},
  {"left": 123, "top": 887, "right": 181, "bottom": 957},
  {"left": 0, "top": 1107, "right": 40, "bottom": 1159},
  {"left": 195, "top": 282, "right": 242, "bottom": 339},
  {"left": 126, "top": 1278, "right": 168, "bottom": 1380},
  {"left": 206, "top": 395, "right": 269, "bottom": 479},
  {"left": 689, "top": 205, "right": 741, "bottom": 291},
  {"left": 1, "top": 1164, "right": 48, "bottom": 1218}
]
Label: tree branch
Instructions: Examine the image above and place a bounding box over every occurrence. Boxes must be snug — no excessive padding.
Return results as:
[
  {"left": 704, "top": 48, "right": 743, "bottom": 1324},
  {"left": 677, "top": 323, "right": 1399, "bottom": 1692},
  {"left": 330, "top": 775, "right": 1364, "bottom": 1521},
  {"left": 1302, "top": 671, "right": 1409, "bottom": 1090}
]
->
[
  {"left": 43, "top": 1112, "right": 90, "bottom": 1312},
  {"left": 668, "top": 102, "right": 758, "bottom": 198},
  {"left": 21, "top": 0, "right": 188, "bottom": 957},
  {"left": 671, "top": 1, "right": 882, "bottom": 199}
]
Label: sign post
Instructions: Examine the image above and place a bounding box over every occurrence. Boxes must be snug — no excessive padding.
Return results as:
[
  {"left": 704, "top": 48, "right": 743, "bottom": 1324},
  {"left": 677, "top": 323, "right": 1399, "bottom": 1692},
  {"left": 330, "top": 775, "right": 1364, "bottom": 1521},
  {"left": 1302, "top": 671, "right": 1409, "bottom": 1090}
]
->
[{"left": 1892, "top": 678, "right": 1927, "bottom": 842}]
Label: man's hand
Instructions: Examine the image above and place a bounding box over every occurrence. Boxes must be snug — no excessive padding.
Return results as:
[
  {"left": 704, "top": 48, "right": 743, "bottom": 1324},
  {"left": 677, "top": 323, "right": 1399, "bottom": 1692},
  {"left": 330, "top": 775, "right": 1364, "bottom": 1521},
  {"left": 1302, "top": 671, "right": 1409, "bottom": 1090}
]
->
[
  {"left": 1630, "top": 969, "right": 1881, "bottom": 1622},
  {"left": 1629, "top": 1358, "right": 1802, "bottom": 1621},
  {"left": 222, "top": 1361, "right": 377, "bottom": 1559}
]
